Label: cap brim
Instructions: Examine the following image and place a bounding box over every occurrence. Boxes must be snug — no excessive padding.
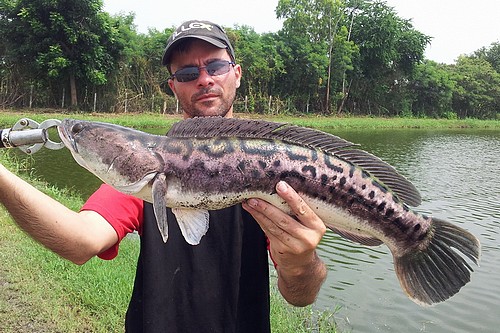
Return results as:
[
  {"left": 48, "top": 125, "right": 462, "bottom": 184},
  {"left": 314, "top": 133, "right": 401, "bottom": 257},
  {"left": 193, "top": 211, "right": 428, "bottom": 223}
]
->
[{"left": 162, "top": 35, "right": 228, "bottom": 66}]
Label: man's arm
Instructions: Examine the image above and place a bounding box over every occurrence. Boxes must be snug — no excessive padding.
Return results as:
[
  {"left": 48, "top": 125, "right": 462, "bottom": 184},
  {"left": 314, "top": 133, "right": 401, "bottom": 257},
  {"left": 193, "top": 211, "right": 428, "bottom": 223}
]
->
[
  {"left": 0, "top": 163, "right": 118, "bottom": 265},
  {"left": 242, "top": 181, "right": 327, "bottom": 306}
]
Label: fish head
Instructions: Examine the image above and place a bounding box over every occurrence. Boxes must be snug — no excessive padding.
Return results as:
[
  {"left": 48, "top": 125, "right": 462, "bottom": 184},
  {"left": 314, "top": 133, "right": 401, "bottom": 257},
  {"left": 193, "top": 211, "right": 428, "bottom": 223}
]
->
[{"left": 58, "top": 119, "right": 163, "bottom": 195}]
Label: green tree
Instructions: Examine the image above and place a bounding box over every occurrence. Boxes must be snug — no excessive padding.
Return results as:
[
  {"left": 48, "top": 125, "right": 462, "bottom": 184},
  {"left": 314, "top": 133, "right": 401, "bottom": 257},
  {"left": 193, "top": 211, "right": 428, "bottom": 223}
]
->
[
  {"left": 450, "top": 55, "right": 500, "bottom": 119},
  {"left": 139, "top": 27, "right": 175, "bottom": 110},
  {"left": 274, "top": 30, "right": 329, "bottom": 113},
  {"left": 0, "top": 0, "right": 124, "bottom": 108},
  {"left": 330, "top": 25, "right": 358, "bottom": 114},
  {"left": 474, "top": 42, "right": 500, "bottom": 73},
  {"left": 276, "top": 0, "right": 347, "bottom": 113},
  {"left": 105, "top": 25, "right": 173, "bottom": 112},
  {"left": 409, "top": 60, "right": 454, "bottom": 117},
  {"left": 229, "top": 26, "right": 285, "bottom": 113},
  {"left": 346, "top": 0, "right": 430, "bottom": 115}
]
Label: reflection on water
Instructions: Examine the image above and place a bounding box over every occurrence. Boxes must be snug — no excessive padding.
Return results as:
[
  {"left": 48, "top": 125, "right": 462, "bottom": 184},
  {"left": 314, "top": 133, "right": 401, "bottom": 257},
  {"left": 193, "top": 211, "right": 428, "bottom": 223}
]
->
[{"left": 7, "top": 125, "right": 500, "bottom": 333}]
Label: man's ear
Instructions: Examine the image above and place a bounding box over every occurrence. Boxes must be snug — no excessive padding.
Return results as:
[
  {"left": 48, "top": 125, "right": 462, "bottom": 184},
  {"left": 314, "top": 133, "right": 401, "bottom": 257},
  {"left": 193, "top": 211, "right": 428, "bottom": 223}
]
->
[
  {"left": 168, "top": 79, "right": 177, "bottom": 97},
  {"left": 234, "top": 64, "right": 242, "bottom": 89}
]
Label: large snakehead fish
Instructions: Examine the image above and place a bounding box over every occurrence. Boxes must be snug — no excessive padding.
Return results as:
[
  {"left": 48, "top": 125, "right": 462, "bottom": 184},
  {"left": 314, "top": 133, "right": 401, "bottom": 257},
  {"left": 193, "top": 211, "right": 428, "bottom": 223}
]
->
[{"left": 57, "top": 117, "right": 480, "bottom": 306}]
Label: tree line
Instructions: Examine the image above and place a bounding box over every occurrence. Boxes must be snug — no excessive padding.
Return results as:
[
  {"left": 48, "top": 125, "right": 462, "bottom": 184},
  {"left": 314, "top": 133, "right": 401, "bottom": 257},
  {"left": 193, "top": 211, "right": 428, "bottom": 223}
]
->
[{"left": 0, "top": 0, "right": 499, "bottom": 119}]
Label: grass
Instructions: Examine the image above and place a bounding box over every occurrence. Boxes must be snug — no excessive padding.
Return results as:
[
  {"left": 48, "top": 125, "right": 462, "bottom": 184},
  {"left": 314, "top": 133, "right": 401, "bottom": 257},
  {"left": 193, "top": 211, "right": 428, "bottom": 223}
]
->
[
  {"left": 0, "top": 150, "right": 338, "bottom": 332},
  {"left": 0, "top": 217, "right": 139, "bottom": 332},
  {"left": 270, "top": 270, "right": 339, "bottom": 332},
  {"left": 0, "top": 152, "right": 137, "bottom": 332},
  {"left": 1, "top": 108, "right": 499, "bottom": 130}
]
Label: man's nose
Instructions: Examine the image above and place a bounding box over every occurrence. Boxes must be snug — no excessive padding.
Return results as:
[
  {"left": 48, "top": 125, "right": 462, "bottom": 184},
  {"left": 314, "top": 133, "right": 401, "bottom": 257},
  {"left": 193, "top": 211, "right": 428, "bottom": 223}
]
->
[{"left": 196, "top": 68, "right": 215, "bottom": 86}]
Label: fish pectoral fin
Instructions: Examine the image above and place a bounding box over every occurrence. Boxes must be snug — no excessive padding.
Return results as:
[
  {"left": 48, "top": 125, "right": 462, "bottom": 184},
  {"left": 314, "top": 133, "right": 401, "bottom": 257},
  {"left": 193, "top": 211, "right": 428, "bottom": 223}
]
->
[
  {"left": 327, "top": 225, "right": 383, "bottom": 246},
  {"left": 152, "top": 173, "right": 169, "bottom": 243},
  {"left": 115, "top": 172, "right": 157, "bottom": 194},
  {"left": 172, "top": 208, "right": 210, "bottom": 245}
]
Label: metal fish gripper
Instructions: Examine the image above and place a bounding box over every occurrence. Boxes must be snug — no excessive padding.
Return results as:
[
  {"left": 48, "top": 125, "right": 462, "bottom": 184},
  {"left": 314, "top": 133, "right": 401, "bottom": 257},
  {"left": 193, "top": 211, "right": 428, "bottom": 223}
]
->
[{"left": 0, "top": 118, "right": 64, "bottom": 154}]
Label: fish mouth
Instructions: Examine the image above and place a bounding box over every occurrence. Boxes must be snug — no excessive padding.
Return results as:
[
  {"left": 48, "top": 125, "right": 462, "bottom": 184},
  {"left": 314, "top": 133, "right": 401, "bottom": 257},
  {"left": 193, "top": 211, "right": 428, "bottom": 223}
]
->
[
  {"left": 57, "top": 121, "right": 78, "bottom": 153},
  {"left": 57, "top": 120, "right": 94, "bottom": 172}
]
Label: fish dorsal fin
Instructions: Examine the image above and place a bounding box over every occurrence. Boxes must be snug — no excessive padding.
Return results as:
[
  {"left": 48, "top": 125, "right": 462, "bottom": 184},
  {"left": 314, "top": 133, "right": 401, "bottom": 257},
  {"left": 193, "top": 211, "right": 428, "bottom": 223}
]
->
[
  {"left": 333, "top": 149, "right": 421, "bottom": 206},
  {"left": 168, "top": 117, "right": 421, "bottom": 206},
  {"left": 169, "top": 117, "right": 288, "bottom": 139},
  {"left": 168, "top": 117, "right": 354, "bottom": 151}
]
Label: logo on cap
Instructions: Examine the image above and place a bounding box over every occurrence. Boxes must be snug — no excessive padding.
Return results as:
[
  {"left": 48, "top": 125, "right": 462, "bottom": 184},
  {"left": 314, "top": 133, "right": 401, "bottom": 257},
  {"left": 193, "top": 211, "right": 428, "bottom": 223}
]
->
[{"left": 172, "top": 22, "right": 214, "bottom": 40}]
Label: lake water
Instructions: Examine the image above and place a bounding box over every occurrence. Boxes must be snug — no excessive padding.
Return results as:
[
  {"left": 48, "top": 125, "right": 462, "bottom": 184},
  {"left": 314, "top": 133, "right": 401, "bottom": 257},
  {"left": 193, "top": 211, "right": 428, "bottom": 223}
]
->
[{"left": 7, "top": 124, "right": 500, "bottom": 333}]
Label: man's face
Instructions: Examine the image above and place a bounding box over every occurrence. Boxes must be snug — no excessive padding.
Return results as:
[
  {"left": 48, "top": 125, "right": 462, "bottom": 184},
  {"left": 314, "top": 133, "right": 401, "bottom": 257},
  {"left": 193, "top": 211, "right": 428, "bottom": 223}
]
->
[{"left": 168, "top": 40, "right": 242, "bottom": 119}]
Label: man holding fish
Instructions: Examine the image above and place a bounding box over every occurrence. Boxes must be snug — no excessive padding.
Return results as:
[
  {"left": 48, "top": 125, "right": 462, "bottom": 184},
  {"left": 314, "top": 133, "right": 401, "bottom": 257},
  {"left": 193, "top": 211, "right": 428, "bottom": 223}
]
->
[{"left": 0, "top": 20, "right": 327, "bottom": 332}]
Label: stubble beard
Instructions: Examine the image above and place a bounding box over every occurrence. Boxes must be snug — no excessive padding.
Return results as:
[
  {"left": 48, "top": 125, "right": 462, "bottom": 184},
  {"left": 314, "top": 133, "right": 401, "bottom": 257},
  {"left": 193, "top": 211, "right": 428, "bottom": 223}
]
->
[{"left": 181, "top": 87, "right": 236, "bottom": 118}]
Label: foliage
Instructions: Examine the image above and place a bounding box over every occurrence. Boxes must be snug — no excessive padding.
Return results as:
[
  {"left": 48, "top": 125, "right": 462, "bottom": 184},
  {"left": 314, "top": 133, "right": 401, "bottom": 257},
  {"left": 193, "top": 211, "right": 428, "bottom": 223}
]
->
[
  {"left": 0, "top": 0, "right": 124, "bottom": 107},
  {"left": 474, "top": 42, "right": 500, "bottom": 73},
  {"left": 276, "top": 0, "right": 348, "bottom": 114},
  {"left": 0, "top": 0, "right": 498, "bottom": 119},
  {"left": 345, "top": 0, "right": 430, "bottom": 116},
  {"left": 450, "top": 55, "right": 500, "bottom": 119},
  {"left": 409, "top": 60, "right": 455, "bottom": 117},
  {"left": 231, "top": 26, "right": 285, "bottom": 103}
]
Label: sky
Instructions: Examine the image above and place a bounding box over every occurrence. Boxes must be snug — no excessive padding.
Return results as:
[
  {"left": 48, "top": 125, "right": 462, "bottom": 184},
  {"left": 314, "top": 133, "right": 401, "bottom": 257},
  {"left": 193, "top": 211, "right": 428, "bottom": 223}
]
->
[{"left": 103, "top": 0, "right": 500, "bottom": 64}]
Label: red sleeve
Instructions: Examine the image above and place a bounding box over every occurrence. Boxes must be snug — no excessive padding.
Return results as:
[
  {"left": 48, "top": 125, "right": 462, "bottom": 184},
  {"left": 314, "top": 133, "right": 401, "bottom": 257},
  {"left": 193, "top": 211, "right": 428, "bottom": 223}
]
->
[
  {"left": 267, "top": 237, "right": 278, "bottom": 268},
  {"left": 81, "top": 184, "right": 144, "bottom": 260}
]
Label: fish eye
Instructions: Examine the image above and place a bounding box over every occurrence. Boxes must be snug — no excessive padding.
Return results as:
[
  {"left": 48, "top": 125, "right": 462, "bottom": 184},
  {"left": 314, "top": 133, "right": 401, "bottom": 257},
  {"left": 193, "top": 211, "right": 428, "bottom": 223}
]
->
[{"left": 71, "top": 122, "right": 84, "bottom": 134}]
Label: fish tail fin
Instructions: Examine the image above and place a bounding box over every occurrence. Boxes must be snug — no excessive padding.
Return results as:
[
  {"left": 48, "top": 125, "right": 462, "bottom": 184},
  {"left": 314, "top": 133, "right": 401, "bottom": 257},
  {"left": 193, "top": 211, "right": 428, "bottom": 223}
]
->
[{"left": 394, "top": 218, "right": 480, "bottom": 306}]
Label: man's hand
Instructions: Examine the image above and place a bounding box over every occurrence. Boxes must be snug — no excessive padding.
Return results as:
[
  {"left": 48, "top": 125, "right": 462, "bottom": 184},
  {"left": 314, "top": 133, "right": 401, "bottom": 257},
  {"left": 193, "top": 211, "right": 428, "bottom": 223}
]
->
[{"left": 242, "top": 181, "right": 327, "bottom": 306}]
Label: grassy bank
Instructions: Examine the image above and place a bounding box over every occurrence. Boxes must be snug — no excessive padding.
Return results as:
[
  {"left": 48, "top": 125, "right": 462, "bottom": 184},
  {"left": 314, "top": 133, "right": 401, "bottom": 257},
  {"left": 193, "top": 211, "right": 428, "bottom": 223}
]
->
[
  {"left": 1, "top": 108, "right": 499, "bottom": 130},
  {"left": 0, "top": 152, "right": 337, "bottom": 332}
]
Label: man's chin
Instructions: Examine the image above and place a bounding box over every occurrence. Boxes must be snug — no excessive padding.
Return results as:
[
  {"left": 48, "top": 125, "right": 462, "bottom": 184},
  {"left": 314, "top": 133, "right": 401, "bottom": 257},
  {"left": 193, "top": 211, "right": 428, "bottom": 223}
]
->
[{"left": 186, "top": 108, "right": 230, "bottom": 118}]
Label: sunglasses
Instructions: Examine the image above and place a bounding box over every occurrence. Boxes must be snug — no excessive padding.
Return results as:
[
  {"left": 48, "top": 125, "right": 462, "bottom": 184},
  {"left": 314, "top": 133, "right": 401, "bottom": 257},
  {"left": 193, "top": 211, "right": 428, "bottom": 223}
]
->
[{"left": 170, "top": 60, "right": 236, "bottom": 83}]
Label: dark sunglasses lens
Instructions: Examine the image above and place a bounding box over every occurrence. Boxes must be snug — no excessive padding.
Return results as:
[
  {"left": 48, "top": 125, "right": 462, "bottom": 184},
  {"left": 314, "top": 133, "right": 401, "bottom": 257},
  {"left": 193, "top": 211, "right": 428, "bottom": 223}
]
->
[
  {"left": 206, "top": 61, "right": 231, "bottom": 76},
  {"left": 174, "top": 61, "right": 233, "bottom": 82},
  {"left": 175, "top": 67, "right": 200, "bottom": 82}
]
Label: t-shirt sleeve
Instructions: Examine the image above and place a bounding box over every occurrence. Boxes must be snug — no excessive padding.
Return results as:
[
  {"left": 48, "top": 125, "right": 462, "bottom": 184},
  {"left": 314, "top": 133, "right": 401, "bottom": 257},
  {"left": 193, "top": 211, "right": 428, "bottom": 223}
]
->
[
  {"left": 266, "top": 237, "right": 278, "bottom": 268},
  {"left": 81, "top": 184, "right": 144, "bottom": 260}
]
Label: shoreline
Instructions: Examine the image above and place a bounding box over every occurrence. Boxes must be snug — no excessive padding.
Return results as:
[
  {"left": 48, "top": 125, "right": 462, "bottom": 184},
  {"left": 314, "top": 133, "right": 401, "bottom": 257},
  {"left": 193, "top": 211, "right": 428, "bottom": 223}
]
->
[{"left": 1, "top": 109, "right": 499, "bottom": 130}]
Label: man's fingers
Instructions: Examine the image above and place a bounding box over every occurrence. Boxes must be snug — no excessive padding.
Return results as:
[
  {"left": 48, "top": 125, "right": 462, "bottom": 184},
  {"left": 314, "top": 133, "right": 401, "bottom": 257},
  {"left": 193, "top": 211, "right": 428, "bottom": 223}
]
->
[
  {"left": 275, "top": 181, "right": 324, "bottom": 230},
  {"left": 243, "top": 199, "right": 296, "bottom": 243}
]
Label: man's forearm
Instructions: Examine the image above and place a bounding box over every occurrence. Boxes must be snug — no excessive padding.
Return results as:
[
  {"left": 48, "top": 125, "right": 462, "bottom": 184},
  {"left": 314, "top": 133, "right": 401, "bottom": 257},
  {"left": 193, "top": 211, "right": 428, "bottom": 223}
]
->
[
  {"left": 0, "top": 164, "right": 115, "bottom": 264},
  {"left": 277, "top": 251, "right": 327, "bottom": 306}
]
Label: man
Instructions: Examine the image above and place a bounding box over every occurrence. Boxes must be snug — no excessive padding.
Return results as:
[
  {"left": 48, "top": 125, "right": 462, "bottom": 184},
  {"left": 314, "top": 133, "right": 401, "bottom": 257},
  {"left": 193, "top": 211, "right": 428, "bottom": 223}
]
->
[{"left": 0, "top": 20, "right": 327, "bottom": 332}]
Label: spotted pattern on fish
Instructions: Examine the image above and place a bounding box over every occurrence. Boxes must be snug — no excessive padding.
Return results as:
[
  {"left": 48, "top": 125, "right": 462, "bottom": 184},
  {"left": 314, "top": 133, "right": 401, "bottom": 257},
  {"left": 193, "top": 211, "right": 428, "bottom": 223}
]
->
[
  {"left": 301, "top": 165, "right": 317, "bottom": 178},
  {"left": 324, "top": 154, "right": 344, "bottom": 173},
  {"left": 285, "top": 147, "right": 309, "bottom": 161},
  {"left": 156, "top": 137, "right": 429, "bottom": 247},
  {"left": 198, "top": 138, "right": 235, "bottom": 158},
  {"left": 320, "top": 174, "right": 329, "bottom": 186},
  {"left": 239, "top": 139, "right": 277, "bottom": 156},
  {"left": 58, "top": 117, "right": 480, "bottom": 307}
]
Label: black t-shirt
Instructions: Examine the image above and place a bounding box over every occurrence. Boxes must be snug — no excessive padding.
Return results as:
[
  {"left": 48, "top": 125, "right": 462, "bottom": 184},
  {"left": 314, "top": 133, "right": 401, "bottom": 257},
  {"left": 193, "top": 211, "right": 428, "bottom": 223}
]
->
[{"left": 125, "top": 203, "right": 271, "bottom": 333}]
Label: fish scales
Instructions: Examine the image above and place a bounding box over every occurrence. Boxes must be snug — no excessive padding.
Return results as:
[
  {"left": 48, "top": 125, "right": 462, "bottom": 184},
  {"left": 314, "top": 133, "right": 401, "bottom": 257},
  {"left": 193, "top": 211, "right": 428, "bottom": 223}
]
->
[
  {"left": 58, "top": 117, "right": 480, "bottom": 307},
  {"left": 157, "top": 136, "right": 431, "bottom": 251}
]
